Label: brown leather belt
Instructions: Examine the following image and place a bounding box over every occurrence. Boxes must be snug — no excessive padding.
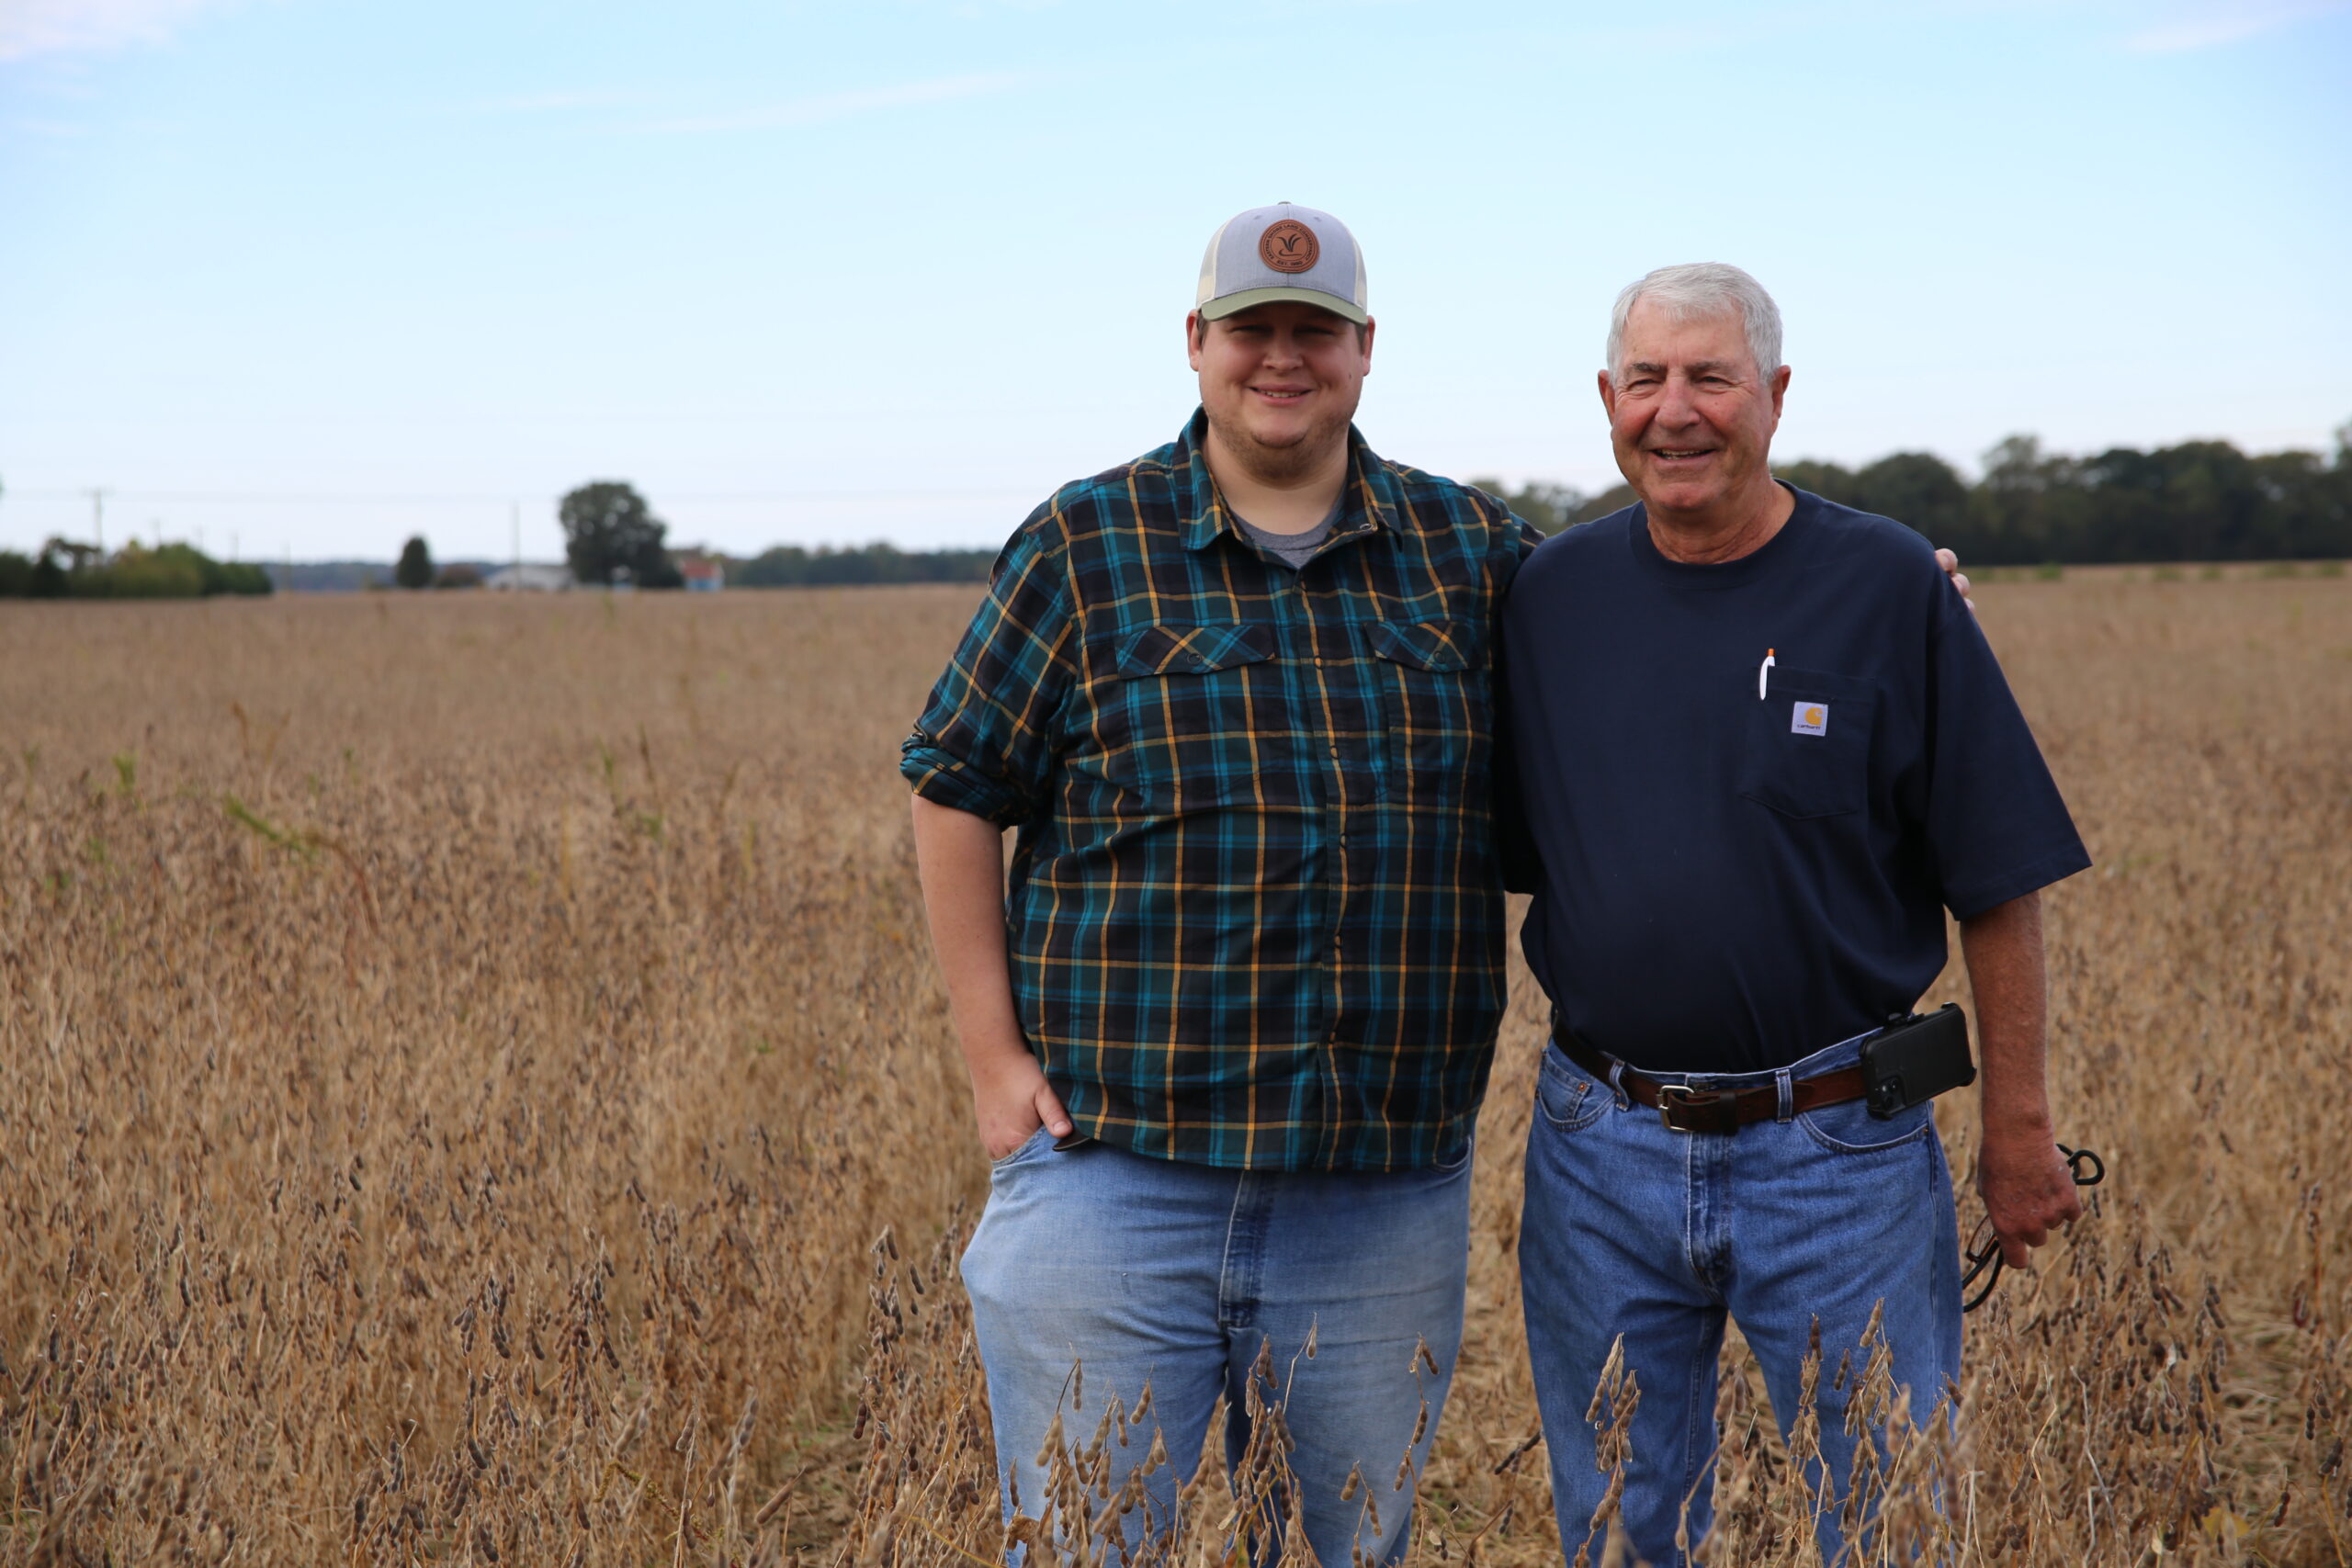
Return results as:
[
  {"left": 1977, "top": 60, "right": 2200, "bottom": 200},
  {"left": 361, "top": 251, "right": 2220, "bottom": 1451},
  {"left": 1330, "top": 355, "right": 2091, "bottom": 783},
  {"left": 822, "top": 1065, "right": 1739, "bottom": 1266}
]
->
[{"left": 1556, "top": 1032, "right": 1870, "bottom": 1134}]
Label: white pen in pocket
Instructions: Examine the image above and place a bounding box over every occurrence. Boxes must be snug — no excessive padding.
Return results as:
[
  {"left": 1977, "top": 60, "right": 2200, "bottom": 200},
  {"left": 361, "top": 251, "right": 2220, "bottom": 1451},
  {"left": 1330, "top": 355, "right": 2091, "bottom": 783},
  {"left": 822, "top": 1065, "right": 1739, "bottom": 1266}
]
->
[{"left": 1758, "top": 648, "right": 1775, "bottom": 700}]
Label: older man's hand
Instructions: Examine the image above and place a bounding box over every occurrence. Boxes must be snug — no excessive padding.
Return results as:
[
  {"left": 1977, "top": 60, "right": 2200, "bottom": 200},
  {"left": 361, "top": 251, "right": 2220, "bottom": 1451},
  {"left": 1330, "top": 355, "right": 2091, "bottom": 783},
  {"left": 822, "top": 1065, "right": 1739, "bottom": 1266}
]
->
[
  {"left": 1976, "top": 1122, "right": 2082, "bottom": 1269},
  {"left": 1936, "top": 547, "right": 1976, "bottom": 614}
]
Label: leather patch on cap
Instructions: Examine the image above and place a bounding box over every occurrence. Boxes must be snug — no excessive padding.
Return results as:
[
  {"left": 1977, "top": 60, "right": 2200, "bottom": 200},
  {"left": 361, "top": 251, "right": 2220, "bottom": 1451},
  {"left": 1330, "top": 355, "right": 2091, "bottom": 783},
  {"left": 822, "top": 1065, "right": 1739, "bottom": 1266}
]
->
[{"left": 1258, "top": 220, "right": 1319, "bottom": 274}]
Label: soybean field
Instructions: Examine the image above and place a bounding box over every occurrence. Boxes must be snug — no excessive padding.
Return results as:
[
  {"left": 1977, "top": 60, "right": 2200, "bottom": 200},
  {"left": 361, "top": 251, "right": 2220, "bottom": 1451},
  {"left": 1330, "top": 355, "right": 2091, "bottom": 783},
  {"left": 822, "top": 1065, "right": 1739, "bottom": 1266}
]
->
[{"left": 2, "top": 570, "right": 2347, "bottom": 1565}]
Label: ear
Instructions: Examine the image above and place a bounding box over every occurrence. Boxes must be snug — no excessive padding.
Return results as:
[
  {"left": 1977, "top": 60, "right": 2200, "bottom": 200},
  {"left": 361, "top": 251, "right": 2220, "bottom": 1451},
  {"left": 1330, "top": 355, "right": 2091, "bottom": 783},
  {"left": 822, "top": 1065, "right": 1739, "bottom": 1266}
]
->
[
  {"left": 1358, "top": 315, "right": 1375, "bottom": 374},
  {"left": 1186, "top": 310, "right": 1207, "bottom": 371},
  {"left": 1596, "top": 367, "right": 1617, "bottom": 419},
  {"left": 1768, "top": 364, "right": 1791, "bottom": 423}
]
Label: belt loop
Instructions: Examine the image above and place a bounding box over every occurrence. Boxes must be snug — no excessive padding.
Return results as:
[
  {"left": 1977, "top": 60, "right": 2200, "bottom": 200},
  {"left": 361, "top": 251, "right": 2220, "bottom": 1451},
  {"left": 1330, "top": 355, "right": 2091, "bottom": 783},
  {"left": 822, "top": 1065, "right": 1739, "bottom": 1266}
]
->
[
  {"left": 1607, "top": 1058, "right": 1631, "bottom": 1111},
  {"left": 1774, "top": 1067, "right": 1794, "bottom": 1123}
]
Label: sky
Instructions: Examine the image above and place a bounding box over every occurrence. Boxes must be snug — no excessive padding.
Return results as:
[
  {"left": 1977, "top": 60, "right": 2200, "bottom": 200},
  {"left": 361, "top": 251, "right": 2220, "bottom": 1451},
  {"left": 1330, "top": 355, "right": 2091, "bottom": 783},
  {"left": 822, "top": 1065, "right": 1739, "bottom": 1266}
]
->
[{"left": 3, "top": 0, "right": 2348, "bottom": 563}]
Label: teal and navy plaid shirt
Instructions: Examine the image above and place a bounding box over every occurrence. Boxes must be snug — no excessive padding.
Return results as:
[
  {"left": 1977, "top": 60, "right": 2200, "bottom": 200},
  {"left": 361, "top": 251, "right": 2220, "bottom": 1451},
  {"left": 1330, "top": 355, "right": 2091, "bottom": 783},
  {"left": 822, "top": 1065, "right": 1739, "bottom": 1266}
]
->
[{"left": 903, "top": 411, "right": 1539, "bottom": 1172}]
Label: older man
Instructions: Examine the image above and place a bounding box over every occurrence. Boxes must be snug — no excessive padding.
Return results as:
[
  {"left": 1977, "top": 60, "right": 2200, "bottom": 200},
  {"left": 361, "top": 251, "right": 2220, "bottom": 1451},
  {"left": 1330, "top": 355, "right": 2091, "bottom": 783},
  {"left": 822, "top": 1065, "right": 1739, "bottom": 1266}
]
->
[{"left": 1501, "top": 264, "right": 2089, "bottom": 1564}]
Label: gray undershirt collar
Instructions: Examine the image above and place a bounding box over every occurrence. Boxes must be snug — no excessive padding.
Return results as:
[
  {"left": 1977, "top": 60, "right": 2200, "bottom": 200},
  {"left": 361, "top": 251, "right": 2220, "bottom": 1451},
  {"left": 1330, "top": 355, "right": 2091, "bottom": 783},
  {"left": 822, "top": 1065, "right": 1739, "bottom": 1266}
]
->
[{"left": 1234, "top": 497, "right": 1343, "bottom": 571}]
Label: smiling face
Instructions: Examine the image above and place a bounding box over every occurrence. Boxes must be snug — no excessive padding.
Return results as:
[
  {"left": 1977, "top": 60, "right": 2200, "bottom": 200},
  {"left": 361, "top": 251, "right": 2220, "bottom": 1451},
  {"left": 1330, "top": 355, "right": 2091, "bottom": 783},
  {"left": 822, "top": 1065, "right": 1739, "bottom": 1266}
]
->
[
  {"left": 1600, "top": 298, "right": 1789, "bottom": 527},
  {"left": 1188, "top": 300, "right": 1374, "bottom": 483}
]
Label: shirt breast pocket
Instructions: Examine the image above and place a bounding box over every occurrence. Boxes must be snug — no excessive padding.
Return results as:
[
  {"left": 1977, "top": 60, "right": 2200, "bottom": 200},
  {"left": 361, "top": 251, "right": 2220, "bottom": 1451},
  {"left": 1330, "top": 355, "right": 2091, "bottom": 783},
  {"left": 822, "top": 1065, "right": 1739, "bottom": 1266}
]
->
[
  {"left": 1095, "top": 622, "right": 1295, "bottom": 810},
  {"left": 1738, "top": 668, "right": 1876, "bottom": 819},
  {"left": 1364, "top": 619, "right": 1490, "bottom": 807}
]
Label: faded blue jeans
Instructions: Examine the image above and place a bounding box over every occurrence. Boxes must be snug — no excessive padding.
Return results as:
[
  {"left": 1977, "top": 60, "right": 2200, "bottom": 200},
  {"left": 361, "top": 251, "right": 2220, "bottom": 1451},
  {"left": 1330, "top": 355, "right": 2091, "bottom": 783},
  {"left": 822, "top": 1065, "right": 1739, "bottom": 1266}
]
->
[
  {"left": 961, "top": 1130, "right": 1474, "bottom": 1566},
  {"left": 1519, "top": 1033, "right": 1962, "bottom": 1567}
]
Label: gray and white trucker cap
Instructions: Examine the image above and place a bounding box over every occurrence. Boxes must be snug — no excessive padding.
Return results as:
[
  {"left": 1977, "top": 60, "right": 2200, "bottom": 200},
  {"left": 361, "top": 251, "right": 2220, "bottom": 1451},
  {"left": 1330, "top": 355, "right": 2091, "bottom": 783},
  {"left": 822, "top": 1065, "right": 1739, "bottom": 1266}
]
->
[{"left": 1195, "top": 202, "right": 1368, "bottom": 325}]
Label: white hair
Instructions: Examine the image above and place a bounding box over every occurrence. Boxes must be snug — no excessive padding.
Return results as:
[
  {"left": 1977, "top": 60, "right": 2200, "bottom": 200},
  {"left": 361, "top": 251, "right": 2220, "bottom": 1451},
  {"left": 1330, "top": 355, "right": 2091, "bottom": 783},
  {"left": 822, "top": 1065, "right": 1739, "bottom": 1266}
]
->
[{"left": 1605, "top": 263, "right": 1783, "bottom": 386}]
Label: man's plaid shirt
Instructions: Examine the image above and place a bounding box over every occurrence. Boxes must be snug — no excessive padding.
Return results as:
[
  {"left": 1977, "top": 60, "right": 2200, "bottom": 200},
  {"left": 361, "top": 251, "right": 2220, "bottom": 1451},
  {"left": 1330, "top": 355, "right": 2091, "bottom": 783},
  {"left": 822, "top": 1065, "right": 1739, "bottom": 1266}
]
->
[{"left": 903, "top": 412, "right": 1538, "bottom": 1172}]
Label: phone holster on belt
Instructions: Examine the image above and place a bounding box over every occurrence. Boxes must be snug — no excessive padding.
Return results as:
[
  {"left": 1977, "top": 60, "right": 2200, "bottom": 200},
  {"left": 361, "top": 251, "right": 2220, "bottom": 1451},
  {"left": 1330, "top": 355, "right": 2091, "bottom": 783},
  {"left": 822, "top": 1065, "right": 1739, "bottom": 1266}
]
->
[{"left": 1860, "top": 1003, "right": 1976, "bottom": 1118}]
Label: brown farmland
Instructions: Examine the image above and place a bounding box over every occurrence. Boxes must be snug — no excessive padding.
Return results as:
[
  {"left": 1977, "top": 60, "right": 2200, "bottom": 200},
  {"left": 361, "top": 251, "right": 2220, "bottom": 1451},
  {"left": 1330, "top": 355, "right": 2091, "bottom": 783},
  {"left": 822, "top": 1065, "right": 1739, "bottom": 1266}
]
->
[{"left": 3, "top": 571, "right": 2347, "bottom": 1566}]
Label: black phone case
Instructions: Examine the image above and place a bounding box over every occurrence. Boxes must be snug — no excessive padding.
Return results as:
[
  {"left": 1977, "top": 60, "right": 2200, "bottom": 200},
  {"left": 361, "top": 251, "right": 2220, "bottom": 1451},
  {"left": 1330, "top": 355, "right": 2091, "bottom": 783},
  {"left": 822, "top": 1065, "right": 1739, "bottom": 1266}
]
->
[{"left": 1860, "top": 1004, "right": 1976, "bottom": 1118}]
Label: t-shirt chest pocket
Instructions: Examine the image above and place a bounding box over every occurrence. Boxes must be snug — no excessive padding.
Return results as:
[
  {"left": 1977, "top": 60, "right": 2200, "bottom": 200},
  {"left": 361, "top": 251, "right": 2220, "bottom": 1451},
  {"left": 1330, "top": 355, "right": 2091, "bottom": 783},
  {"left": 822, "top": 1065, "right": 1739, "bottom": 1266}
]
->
[
  {"left": 1738, "top": 668, "right": 1876, "bottom": 819},
  {"left": 1094, "top": 622, "right": 1296, "bottom": 810},
  {"left": 1364, "top": 619, "right": 1490, "bottom": 806}
]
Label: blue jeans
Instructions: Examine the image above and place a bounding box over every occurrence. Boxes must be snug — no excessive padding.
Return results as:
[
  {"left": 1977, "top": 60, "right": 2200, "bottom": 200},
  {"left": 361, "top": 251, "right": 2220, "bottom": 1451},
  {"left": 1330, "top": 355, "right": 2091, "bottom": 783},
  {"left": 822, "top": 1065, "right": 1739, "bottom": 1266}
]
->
[
  {"left": 1519, "top": 1034, "right": 1962, "bottom": 1567},
  {"left": 961, "top": 1130, "right": 1474, "bottom": 1566}
]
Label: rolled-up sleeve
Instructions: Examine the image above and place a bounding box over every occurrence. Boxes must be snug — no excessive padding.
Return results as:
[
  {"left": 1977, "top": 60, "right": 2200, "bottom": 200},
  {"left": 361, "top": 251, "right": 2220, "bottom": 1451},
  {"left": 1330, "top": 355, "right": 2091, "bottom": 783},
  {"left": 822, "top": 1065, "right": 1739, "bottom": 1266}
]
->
[{"left": 899, "top": 514, "right": 1074, "bottom": 827}]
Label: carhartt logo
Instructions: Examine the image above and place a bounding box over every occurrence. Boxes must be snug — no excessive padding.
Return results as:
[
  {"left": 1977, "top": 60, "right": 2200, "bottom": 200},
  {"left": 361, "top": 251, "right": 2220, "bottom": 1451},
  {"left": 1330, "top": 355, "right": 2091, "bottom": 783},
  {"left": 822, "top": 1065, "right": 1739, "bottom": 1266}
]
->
[
  {"left": 1258, "top": 220, "right": 1319, "bottom": 274},
  {"left": 1792, "top": 702, "right": 1828, "bottom": 737}
]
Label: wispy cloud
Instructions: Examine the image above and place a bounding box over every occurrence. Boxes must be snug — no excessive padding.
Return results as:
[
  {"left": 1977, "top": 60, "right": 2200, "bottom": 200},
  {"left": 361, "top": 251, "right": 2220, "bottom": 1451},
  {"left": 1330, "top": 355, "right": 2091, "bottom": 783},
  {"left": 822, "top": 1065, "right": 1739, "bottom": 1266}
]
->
[
  {"left": 2125, "top": 0, "right": 2350, "bottom": 51},
  {"left": 468, "top": 87, "right": 665, "bottom": 117},
  {"left": 0, "top": 0, "right": 231, "bottom": 62},
  {"left": 639, "top": 71, "right": 1027, "bottom": 134}
]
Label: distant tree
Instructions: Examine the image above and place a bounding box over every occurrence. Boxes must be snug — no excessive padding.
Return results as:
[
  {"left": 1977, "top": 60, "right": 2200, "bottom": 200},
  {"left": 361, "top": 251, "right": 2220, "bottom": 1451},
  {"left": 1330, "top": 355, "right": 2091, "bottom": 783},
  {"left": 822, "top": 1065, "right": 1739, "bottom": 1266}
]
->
[
  {"left": 30, "top": 548, "right": 69, "bottom": 598},
  {"left": 729, "top": 541, "right": 996, "bottom": 587},
  {"left": 214, "top": 558, "right": 275, "bottom": 596},
  {"left": 1962, "top": 434, "right": 2073, "bottom": 565},
  {"left": 729, "top": 546, "right": 813, "bottom": 587},
  {"left": 2155, "top": 440, "right": 2263, "bottom": 561},
  {"left": 87, "top": 542, "right": 205, "bottom": 598},
  {"left": 0, "top": 549, "right": 32, "bottom": 597},
  {"left": 1853, "top": 452, "right": 1971, "bottom": 543},
  {"left": 395, "top": 536, "right": 435, "bottom": 590},
  {"left": 1465, "top": 478, "right": 1591, "bottom": 537},
  {"left": 2253, "top": 447, "right": 2352, "bottom": 558},
  {"left": 435, "top": 563, "right": 484, "bottom": 590},
  {"left": 1772, "top": 458, "right": 1859, "bottom": 504},
  {"left": 42, "top": 537, "right": 102, "bottom": 573},
  {"left": 560, "top": 481, "right": 675, "bottom": 587},
  {"left": 1567, "top": 483, "right": 1638, "bottom": 525}
]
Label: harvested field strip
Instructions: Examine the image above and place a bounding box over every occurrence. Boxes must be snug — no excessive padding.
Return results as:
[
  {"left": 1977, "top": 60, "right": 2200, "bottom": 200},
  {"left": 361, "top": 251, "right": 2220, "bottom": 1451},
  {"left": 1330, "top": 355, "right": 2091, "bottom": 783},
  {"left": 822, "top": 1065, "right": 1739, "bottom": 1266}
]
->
[{"left": 1, "top": 575, "right": 2346, "bottom": 1564}]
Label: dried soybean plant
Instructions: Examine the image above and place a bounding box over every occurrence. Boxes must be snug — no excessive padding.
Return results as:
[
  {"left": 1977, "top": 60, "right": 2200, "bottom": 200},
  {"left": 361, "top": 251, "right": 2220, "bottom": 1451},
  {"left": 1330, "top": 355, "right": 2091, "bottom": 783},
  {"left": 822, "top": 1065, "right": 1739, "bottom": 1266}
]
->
[{"left": 3, "top": 569, "right": 2350, "bottom": 1566}]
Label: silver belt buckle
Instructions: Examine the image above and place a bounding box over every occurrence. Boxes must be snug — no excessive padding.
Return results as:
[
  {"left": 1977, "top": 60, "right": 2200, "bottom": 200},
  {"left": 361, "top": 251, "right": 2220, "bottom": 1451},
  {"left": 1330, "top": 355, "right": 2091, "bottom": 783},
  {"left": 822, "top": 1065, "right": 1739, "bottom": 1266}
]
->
[{"left": 1655, "top": 1082, "right": 1737, "bottom": 1134}]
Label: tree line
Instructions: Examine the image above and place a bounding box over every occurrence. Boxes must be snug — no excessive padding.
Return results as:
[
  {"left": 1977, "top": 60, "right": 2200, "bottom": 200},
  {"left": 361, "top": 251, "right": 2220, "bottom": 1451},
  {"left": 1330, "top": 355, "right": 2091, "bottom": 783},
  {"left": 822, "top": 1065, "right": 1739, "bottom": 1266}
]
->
[
  {"left": 556, "top": 483, "right": 996, "bottom": 588},
  {"left": 729, "top": 541, "right": 999, "bottom": 586},
  {"left": 19, "top": 427, "right": 2342, "bottom": 601},
  {"left": 1478, "top": 424, "right": 2352, "bottom": 563},
  {"left": 0, "top": 539, "right": 273, "bottom": 599}
]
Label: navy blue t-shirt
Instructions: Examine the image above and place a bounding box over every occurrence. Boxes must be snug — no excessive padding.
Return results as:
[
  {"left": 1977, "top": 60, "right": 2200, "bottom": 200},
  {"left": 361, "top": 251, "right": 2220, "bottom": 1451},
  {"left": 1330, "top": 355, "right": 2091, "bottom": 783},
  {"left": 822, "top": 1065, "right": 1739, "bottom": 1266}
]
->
[{"left": 1498, "top": 488, "right": 2090, "bottom": 1076}]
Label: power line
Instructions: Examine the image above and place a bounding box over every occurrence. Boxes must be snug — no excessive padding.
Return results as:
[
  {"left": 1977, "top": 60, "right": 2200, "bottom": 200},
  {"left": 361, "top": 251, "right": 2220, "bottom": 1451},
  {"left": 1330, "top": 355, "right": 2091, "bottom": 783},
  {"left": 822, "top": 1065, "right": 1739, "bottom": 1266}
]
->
[{"left": 4, "top": 486, "right": 1040, "bottom": 506}]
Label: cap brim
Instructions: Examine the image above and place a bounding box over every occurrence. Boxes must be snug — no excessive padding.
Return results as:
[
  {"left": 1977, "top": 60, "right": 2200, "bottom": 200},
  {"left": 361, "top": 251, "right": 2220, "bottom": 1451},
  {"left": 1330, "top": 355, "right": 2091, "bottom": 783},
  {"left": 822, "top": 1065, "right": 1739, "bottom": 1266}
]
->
[{"left": 1198, "top": 287, "right": 1368, "bottom": 325}]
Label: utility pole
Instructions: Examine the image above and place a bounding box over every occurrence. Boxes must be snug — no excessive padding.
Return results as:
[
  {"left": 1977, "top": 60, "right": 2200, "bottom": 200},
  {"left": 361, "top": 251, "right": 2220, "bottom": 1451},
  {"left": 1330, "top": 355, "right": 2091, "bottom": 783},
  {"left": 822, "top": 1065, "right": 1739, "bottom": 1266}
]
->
[{"left": 85, "top": 488, "right": 108, "bottom": 556}]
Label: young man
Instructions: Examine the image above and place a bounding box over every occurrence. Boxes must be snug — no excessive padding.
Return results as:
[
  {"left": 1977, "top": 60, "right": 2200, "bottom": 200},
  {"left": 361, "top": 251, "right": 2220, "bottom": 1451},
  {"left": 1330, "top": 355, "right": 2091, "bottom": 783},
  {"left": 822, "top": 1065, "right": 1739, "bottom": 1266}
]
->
[
  {"left": 1503, "top": 264, "right": 2088, "bottom": 1566},
  {"left": 902, "top": 204, "right": 1530, "bottom": 1565}
]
